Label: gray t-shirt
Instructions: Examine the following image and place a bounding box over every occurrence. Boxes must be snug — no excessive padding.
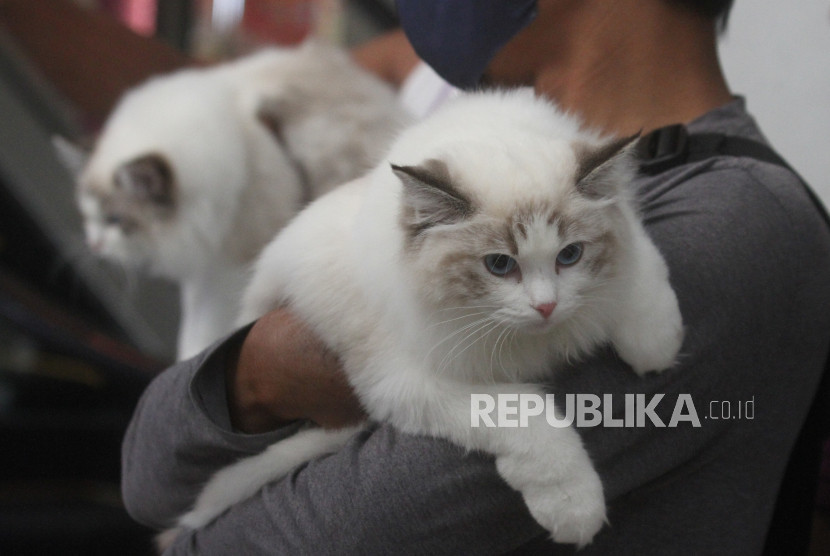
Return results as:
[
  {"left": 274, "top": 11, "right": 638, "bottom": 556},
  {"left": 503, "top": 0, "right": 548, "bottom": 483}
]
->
[{"left": 121, "top": 98, "right": 830, "bottom": 555}]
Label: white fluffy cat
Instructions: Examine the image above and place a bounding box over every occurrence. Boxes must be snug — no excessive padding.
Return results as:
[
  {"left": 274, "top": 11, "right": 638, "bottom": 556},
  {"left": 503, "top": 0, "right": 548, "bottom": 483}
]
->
[
  {"left": 165, "top": 89, "right": 684, "bottom": 547},
  {"left": 72, "top": 40, "right": 408, "bottom": 360}
]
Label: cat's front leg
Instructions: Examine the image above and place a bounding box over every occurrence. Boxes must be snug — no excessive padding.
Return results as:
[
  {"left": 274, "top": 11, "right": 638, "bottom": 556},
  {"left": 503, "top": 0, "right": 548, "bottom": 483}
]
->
[
  {"left": 491, "top": 413, "right": 606, "bottom": 547},
  {"left": 610, "top": 230, "right": 684, "bottom": 375},
  {"left": 368, "top": 372, "right": 605, "bottom": 546}
]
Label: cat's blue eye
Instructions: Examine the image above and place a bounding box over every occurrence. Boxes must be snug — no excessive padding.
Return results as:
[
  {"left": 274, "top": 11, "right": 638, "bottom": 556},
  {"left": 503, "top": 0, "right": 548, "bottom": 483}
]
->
[
  {"left": 484, "top": 254, "right": 518, "bottom": 276},
  {"left": 104, "top": 214, "right": 123, "bottom": 226},
  {"left": 556, "top": 243, "right": 583, "bottom": 267}
]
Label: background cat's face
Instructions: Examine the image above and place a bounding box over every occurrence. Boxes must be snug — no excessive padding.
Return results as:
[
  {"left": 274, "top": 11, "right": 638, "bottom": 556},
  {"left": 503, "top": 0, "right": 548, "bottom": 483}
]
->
[
  {"left": 69, "top": 64, "right": 271, "bottom": 279},
  {"left": 395, "top": 138, "right": 632, "bottom": 334},
  {"left": 77, "top": 153, "right": 177, "bottom": 270}
]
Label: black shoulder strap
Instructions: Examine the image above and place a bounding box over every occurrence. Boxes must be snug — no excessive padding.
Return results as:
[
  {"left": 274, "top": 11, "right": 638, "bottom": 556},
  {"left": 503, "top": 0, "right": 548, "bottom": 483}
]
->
[
  {"left": 638, "top": 124, "right": 830, "bottom": 228},
  {"left": 637, "top": 124, "right": 830, "bottom": 556}
]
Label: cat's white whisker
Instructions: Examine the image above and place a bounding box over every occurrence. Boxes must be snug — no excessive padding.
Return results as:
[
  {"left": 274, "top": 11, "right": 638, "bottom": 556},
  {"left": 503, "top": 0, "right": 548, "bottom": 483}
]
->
[
  {"left": 492, "top": 318, "right": 521, "bottom": 383},
  {"left": 437, "top": 318, "right": 502, "bottom": 376},
  {"left": 426, "top": 314, "right": 493, "bottom": 350},
  {"left": 426, "top": 310, "right": 493, "bottom": 329},
  {"left": 494, "top": 320, "right": 519, "bottom": 381},
  {"left": 429, "top": 316, "right": 495, "bottom": 371},
  {"left": 431, "top": 304, "right": 501, "bottom": 313},
  {"left": 487, "top": 321, "right": 512, "bottom": 382}
]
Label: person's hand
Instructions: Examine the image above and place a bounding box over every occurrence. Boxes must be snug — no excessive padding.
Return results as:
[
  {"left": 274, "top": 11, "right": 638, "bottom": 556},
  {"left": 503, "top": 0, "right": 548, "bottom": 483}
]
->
[{"left": 225, "top": 308, "right": 366, "bottom": 433}]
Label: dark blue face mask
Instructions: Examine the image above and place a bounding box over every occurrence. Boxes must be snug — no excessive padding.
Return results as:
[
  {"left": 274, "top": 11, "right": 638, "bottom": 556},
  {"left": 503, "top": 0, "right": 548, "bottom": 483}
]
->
[{"left": 396, "top": 0, "right": 538, "bottom": 90}]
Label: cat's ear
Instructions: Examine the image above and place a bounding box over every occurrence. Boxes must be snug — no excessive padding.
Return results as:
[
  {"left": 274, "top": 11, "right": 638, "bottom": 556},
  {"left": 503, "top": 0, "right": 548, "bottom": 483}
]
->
[
  {"left": 51, "top": 135, "right": 89, "bottom": 178},
  {"left": 256, "top": 96, "right": 291, "bottom": 147},
  {"left": 393, "top": 160, "right": 474, "bottom": 234},
  {"left": 115, "top": 154, "right": 175, "bottom": 206},
  {"left": 573, "top": 134, "right": 640, "bottom": 199}
]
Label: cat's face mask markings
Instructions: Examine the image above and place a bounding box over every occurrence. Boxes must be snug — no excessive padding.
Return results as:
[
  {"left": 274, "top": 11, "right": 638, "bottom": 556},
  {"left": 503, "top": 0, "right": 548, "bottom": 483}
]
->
[
  {"left": 495, "top": 211, "right": 590, "bottom": 331},
  {"left": 76, "top": 153, "right": 176, "bottom": 260},
  {"left": 393, "top": 142, "right": 629, "bottom": 332},
  {"left": 113, "top": 153, "right": 176, "bottom": 208}
]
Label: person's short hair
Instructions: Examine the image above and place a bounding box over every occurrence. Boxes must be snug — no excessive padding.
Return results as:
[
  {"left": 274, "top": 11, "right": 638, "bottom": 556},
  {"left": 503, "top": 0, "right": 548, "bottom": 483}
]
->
[{"left": 670, "top": 0, "right": 735, "bottom": 30}]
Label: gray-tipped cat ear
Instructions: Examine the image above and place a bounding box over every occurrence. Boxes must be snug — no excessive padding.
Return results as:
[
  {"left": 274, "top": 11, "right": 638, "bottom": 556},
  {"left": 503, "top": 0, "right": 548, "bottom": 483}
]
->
[
  {"left": 51, "top": 135, "right": 89, "bottom": 178},
  {"left": 393, "top": 159, "right": 474, "bottom": 234},
  {"left": 256, "top": 96, "right": 291, "bottom": 147},
  {"left": 574, "top": 133, "right": 640, "bottom": 199},
  {"left": 115, "top": 154, "right": 175, "bottom": 205},
  {"left": 256, "top": 86, "right": 308, "bottom": 146}
]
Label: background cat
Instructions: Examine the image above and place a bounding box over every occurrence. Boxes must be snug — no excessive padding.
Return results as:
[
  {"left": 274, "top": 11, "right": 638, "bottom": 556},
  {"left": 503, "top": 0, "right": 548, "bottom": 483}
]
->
[
  {"left": 162, "top": 90, "right": 684, "bottom": 547},
  {"left": 68, "top": 40, "right": 409, "bottom": 360}
]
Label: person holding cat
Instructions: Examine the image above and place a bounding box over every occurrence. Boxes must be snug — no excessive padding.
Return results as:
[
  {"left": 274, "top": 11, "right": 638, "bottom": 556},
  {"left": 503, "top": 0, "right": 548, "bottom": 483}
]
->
[{"left": 122, "top": 0, "right": 830, "bottom": 554}]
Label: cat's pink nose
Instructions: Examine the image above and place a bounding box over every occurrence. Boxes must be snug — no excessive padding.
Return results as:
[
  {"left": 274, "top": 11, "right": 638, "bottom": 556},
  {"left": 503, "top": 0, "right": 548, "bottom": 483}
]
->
[{"left": 534, "top": 302, "right": 556, "bottom": 319}]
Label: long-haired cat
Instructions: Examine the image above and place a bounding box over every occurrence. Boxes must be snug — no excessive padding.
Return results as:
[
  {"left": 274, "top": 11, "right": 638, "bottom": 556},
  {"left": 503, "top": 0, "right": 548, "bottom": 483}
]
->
[
  {"left": 162, "top": 89, "right": 684, "bottom": 547},
  {"left": 71, "top": 40, "right": 408, "bottom": 360}
]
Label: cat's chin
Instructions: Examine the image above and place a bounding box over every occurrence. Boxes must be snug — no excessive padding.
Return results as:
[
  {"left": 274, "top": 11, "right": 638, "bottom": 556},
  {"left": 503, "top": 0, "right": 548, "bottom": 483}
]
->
[
  {"left": 519, "top": 318, "right": 560, "bottom": 335},
  {"left": 96, "top": 248, "right": 157, "bottom": 276},
  {"left": 97, "top": 248, "right": 131, "bottom": 266}
]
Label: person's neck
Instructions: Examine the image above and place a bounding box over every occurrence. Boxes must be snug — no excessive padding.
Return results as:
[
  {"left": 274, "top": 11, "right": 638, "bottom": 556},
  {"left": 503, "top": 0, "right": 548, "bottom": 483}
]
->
[{"left": 530, "top": 2, "right": 733, "bottom": 137}]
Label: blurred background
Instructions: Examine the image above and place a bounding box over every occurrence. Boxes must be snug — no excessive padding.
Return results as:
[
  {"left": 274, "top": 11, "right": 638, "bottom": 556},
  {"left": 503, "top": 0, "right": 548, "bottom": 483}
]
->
[
  {"left": 0, "top": 1, "right": 395, "bottom": 554},
  {"left": 0, "top": 0, "right": 826, "bottom": 554}
]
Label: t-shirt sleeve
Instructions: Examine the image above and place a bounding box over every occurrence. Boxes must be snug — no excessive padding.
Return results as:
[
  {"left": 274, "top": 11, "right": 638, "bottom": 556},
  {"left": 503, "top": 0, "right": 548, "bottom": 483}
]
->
[{"left": 121, "top": 325, "right": 305, "bottom": 529}]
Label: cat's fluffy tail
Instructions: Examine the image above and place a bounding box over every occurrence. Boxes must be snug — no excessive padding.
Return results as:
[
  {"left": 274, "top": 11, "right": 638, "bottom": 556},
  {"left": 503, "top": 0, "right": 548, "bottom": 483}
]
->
[{"left": 157, "top": 425, "right": 361, "bottom": 550}]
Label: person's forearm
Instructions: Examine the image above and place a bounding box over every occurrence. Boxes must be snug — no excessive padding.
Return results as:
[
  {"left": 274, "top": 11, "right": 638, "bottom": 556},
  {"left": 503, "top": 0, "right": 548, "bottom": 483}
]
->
[
  {"left": 226, "top": 308, "right": 366, "bottom": 432},
  {"left": 350, "top": 29, "right": 421, "bottom": 88}
]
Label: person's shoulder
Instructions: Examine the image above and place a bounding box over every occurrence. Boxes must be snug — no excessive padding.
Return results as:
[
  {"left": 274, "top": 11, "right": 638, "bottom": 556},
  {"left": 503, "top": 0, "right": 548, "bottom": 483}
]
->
[
  {"left": 641, "top": 153, "right": 825, "bottom": 243},
  {"left": 648, "top": 97, "right": 828, "bottom": 237}
]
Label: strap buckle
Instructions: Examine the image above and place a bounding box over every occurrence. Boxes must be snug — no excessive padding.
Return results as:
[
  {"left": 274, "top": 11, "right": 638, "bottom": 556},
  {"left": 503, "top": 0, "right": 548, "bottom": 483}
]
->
[{"left": 638, "top": 124, "right": 689, "bottom": 175}]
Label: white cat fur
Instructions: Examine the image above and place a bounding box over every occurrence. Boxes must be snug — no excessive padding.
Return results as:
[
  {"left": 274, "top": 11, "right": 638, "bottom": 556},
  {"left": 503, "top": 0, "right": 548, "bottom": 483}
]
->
[
  {"left": 167, "top": 89, "right": 684, "bottom": 546},
  {"left": 75, "top": 40, "right": 408, "bottom": 359}
]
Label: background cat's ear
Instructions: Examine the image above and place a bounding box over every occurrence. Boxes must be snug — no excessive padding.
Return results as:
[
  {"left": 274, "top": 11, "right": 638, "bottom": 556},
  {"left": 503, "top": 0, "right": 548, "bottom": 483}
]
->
[
  {"left": 393, "top": 160, "right": 474, "bottom": 233},
  {"left": 51, "top": 135, "right": 89, "bottom": 178},
  {"left": 115, "top": 154, "right": 175, "bottom": 206},
  {"left": 256, "top": 96, "right": 291, "bottom": 147},
  {"left": 574, "top": 134, "right": 640, "bottom": 199}
]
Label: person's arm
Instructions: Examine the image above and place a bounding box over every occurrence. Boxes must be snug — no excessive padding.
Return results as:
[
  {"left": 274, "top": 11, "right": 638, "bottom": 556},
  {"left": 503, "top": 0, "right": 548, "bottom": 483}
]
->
[
  {"left": 121, "top": 309, "right": 364, "bottom": 528},
  {"left": 226, "top": 308, "right": 365, "bottom": 433},
  {"left": 122, "top": 314, "right": 546, "bottom": 554},
  {"left": 350, "top": 29, "right": 421, "bottom": 89},
  {"left": 123, "top": 164, "right": 830, "bottom": 554}
]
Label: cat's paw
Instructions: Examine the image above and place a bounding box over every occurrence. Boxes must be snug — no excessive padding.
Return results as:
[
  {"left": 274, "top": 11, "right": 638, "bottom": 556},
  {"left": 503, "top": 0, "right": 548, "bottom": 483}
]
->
[
  {"left": 616, "top": 317, "right": 683, "bottom": 376},
  {"left": 498, "top": 454, "right": 606, "bottom": 547},
  {"left": 524, "top": 472, "right": 606, "bottom": 547},
  {"left": 613, "top": 288, "right": 684, "bottom": 375},
  {"left": 155, "top": 526, "right": 184, "bottom": 553}
]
